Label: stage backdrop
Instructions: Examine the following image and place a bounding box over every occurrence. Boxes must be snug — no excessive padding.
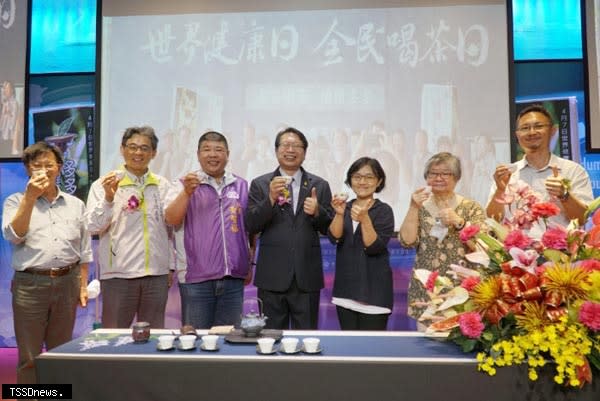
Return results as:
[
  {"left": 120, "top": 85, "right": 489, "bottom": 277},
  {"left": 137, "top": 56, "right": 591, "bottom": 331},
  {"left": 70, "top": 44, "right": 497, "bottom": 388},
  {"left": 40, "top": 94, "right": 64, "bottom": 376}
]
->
[
  {"left": 0, "top": 0, "right": 27, "bottom": 158},
  {"left": 100, "top": 0, "right": 511, "bottom": 225}
]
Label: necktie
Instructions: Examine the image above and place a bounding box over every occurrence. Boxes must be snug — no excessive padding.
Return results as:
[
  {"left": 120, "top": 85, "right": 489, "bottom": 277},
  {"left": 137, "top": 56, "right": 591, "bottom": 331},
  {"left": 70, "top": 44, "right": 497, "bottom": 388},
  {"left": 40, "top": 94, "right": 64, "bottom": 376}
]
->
[{"left": 289, "top": 178, "right": 295, "bottom": 213}]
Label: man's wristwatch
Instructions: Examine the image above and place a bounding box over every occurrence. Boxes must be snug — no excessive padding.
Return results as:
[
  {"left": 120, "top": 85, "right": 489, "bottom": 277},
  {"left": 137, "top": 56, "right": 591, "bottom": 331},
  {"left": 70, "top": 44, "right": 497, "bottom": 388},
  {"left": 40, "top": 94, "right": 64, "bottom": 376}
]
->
[{"left": 558, "top": 189, "right": 570, "bottom": 201}]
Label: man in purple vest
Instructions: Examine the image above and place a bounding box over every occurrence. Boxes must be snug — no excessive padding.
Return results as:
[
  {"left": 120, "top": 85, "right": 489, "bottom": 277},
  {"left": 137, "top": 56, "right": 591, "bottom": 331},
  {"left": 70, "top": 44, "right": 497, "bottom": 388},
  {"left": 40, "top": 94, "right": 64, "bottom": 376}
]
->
[{"left": 166, "top": 131, "right": 253, "bottom": 329}]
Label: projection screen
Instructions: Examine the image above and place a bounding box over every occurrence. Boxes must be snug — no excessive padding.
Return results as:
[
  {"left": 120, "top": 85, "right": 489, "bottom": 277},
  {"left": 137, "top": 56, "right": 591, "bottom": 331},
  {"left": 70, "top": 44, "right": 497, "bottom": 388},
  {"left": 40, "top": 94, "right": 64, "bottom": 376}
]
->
[
  {"left": 101, "top": 0, "right": 510, "bottom": 226},
  {"left": 586, "top": 0, "right": 600, "bottom": 152}
]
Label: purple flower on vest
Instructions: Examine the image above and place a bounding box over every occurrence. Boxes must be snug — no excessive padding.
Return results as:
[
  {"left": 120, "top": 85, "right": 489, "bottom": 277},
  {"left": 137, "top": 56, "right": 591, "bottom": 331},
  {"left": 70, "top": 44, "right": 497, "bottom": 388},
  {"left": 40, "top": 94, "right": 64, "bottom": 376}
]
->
[{"left": 124, "top": 194, "right": 141, "bottom": 212}]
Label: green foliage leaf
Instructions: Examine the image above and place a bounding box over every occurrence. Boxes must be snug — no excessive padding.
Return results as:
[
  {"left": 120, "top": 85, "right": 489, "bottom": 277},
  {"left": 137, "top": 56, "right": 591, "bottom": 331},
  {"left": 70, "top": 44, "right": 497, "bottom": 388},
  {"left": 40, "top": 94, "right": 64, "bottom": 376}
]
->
[
  {"left": 477, "top": 233, "right": 505, "bottom": 253},
  {"left": 584, "top": 196, "right": 600, "bottom": 222},
  {"left": 589, "top": 347, "right": 600, "bottom": 372},
  {"left": 482, "top": 331, "right": 495, "bottom": 342},
  {"left": 578, "top": 247, "right": 600, "bottom": 261},
  {"left": 543, "top": 249, "right": 568, "bottom": 264},
  {"left": 460, "top": 339, "right": 478, "bottom": 353}
]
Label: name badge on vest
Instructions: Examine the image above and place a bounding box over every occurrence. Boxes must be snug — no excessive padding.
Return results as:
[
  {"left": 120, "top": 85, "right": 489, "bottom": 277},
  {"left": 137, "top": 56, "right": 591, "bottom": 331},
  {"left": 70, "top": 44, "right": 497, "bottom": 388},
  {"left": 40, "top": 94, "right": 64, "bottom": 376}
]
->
[{"left": 226, "top": 190, "right": 239, "bottom": 199}]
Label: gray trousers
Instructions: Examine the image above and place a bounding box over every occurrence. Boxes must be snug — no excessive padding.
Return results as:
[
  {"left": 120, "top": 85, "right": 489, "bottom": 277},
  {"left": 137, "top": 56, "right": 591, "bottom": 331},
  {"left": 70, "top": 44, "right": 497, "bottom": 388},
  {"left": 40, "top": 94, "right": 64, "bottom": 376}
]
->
[
  {"left": 12, "top": 267, "right": 80, "bottom": 384},
  {"left": 100, "top": 275, "right": 168, "bottom": 328}
]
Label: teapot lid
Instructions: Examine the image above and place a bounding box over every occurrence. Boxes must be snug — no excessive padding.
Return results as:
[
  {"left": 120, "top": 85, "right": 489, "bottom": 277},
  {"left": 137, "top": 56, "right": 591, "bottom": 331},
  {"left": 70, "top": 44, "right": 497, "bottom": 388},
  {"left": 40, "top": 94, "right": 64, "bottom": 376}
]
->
[{"left": 243, "top": 310, "right": 262, "bottom": 319}]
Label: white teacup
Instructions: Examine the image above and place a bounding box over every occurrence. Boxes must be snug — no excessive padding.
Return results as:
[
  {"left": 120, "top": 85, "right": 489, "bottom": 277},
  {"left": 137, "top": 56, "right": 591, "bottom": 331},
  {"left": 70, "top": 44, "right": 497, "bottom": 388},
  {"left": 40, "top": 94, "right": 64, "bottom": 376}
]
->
[
  {"left": 281, "top": 175, "right": 293, "bottom": 185},
  {"left": 179, "top": 334, "right": 196, "bottom": 349},
  {"left": 334, "top": 192, "right": 349, "bottom": 201},
  {"left": 302, "top": 337, "right": 320, "bottom": 353},
  {"left": 31, "top": 169, "right": 47, "bottom": 178},
  {"left": 257, "top": 337, "right": 275, "bottom": 353},
  {"left": 281, "top": 337, "right": 299, "bottom": 353},
  {"left": 113, "top": 170, "right": 125, "bottom": 181},
  {"left": 201, "top": 335, "right": 219, "bottom": 350},
  {"left": 197, "top": 171, "right": 209, "bottom": 182},
  {"left": 158, "top": 335, "right": 176, "bottom": 349}
]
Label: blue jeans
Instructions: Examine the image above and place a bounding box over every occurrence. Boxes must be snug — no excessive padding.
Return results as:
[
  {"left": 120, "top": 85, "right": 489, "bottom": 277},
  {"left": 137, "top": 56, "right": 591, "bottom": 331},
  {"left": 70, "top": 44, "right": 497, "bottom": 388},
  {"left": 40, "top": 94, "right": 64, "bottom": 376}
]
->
[{"left": 179, "top": 277, "right": 244, "bottom": 329}]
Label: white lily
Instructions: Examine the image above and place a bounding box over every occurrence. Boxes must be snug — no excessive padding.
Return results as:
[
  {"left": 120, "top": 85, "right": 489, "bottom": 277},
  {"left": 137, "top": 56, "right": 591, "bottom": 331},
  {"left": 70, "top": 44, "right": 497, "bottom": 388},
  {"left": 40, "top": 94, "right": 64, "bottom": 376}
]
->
[
  {"left": 438, "top": 287, "right": 469, "bottom": 311},
  {"left": 465, "top": 250, "right": 490, "bottom": 267}
]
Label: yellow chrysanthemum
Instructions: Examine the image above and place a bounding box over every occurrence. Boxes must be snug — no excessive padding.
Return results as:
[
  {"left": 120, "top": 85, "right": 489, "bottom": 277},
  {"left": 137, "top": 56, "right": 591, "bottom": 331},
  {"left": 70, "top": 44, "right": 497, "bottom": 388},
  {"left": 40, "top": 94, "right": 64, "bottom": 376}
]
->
[
  {"left": 543, "top": 262, "right": 589, "bottom": 303},
  {"left": 585, "top": 271, "right": 600, "bottom": 302},
  {"left": 471, "top": 276, "right": 503, "bottom": 310},
  {"left": 515, "top": 302, "right": 549, "bottom": 332}
]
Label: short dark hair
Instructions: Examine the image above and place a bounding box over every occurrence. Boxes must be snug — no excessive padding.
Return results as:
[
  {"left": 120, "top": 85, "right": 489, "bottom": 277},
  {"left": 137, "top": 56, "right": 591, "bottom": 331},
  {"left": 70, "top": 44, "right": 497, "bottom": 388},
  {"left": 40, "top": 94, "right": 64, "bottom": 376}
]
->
[
  {"left": 345, "top": 157, "right": 386, "bottom": 193},
  {"left": 274, "top": 127, "right": 308, "bottom": 150},
  {"left": 22, "top": 141, "right": 63, "bottom": 166},
  {"left": 516, "top": 104, "right": 553, "bottom": 127},
  {"left": 198, "top": 131, "right": 228, "bottom": 150},
  {"left": 121, "top": 126, "right": 159, "bottom": 150}
]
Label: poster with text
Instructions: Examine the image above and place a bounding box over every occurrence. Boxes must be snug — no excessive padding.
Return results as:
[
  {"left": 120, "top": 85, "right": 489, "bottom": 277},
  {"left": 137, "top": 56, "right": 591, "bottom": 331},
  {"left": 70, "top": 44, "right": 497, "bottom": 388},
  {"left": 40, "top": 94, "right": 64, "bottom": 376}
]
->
[{"left": 0, "top": 0, "right": 27, "bottom": 159}]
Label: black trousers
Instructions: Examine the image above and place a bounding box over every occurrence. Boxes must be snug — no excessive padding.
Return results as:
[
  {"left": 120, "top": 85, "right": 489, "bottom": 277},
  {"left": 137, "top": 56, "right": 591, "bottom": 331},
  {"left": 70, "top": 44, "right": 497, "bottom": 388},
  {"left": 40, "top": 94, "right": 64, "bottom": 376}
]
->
[
  {"left": 336, "top": 305, "right": 389, "bottom": 330},
  {"left": 258, "top": 278, "right": 320, "bottom": 330}
]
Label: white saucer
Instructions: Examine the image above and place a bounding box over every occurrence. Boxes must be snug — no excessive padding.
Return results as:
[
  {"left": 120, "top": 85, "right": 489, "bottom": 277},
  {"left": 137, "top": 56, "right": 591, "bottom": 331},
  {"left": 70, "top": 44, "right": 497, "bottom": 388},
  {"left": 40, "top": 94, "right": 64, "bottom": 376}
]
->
[
  {"left": 156, "top": 344, "right": 175, "bottom": 351},
  {"left": 302, "top": 346, "right": 322, "bottom": 354},
  {"left": 256, "top": 345, "right": 278, "bottom": 355},
  {"left": 177, "top": 344, "right": 196, "bottom": 351},
  {"left": 200, "top": 344, "right": 219, "bottom": 352}
]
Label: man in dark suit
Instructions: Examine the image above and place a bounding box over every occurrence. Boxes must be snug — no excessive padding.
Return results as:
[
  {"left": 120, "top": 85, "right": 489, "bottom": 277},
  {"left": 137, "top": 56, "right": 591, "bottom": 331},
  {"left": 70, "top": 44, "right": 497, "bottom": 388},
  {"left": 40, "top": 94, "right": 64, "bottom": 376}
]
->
[{"left": 245, "top": 127, "right": 333, "bottom": 329}]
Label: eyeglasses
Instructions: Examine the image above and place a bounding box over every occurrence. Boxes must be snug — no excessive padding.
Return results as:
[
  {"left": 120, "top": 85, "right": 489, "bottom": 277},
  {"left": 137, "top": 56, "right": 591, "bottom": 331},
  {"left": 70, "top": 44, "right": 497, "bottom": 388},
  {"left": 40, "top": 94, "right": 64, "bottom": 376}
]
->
[
  {"left": 426, "top": 172, "right": 454, "bottom": 180},
  {"left": 351, "top": 174, "right": 378, "bottom": 182},
  {"left": 516, "top": 123, "right": 550, "bottom": 133},
  {"left": 278, "top": 142, "right": 304, "bottom": 150},
  {"left": 124, "top": 143, "right": 152, "bottom": 153},
  {"left": 30, "top": 163, "right": 59, "bottom": 170}
]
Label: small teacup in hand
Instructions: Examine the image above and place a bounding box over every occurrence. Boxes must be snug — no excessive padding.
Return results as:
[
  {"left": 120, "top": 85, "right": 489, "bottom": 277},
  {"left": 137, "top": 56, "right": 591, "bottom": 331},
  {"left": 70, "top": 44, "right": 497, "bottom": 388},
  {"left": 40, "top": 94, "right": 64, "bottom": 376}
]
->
[
  {"left": 113, "top": 170, "right": 125, "bottom": 181},
  {"left": 333, "top": 192, "right": 349, "bottom": 201}
]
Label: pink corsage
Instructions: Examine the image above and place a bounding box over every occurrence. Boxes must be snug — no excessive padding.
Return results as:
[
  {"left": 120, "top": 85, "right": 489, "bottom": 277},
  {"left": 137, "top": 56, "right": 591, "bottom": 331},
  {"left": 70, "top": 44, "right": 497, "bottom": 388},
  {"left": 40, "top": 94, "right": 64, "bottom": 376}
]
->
[{"left": 124, "top": 195, "right": 141, "bottom": 212}]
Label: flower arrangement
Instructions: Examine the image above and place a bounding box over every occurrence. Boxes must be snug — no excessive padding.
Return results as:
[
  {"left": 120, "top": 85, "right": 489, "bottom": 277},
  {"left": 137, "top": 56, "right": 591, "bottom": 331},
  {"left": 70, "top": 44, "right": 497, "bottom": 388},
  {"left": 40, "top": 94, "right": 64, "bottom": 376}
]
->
[
  {"left": 123, "top": 194, "right": 142, "bottom": 212},
  {"left": 415, "top": 180, "right": 600, "bottom": 388},
  {"left": 277, "top": 186, "right": 292, "bottom": 206}
]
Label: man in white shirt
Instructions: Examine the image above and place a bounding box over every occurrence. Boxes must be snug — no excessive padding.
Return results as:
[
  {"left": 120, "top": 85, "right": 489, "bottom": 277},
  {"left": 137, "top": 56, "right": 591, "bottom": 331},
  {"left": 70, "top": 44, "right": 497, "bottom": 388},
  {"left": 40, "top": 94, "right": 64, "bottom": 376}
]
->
[
  {"left": 487, "top": 104, "right": 593, "bottom": 226},
  {"left": 2, "top": 142, "right": 92, "bottom": 384},
  {"left": 86, "top": 126, "right": 173, "bottom": 328}
]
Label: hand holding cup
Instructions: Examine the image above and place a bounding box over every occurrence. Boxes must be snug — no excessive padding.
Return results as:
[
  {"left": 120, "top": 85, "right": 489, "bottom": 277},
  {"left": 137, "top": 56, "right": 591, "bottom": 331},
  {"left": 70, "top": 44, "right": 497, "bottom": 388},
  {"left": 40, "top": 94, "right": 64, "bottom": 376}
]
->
[
  {"left": 331, "top": 192, "right": 348, "bottom": 215},
  {"left": 26, "top": 170, "right": 50, "bottom": 198},
  {"left": 269, "top": 176, "right": 291, "bottom": 204},
  {"left": 410, "top": 186, "right": 431, "bottom": 209}
]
